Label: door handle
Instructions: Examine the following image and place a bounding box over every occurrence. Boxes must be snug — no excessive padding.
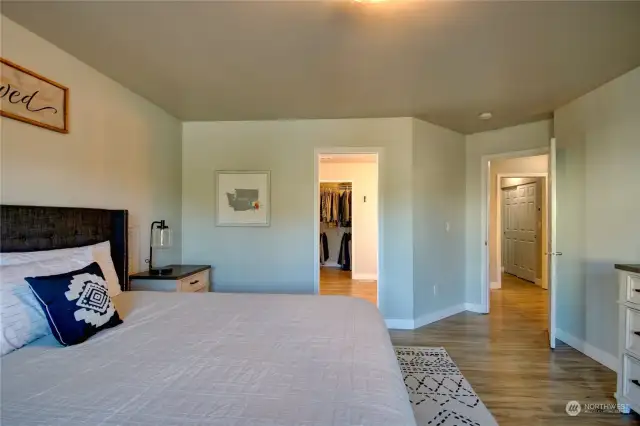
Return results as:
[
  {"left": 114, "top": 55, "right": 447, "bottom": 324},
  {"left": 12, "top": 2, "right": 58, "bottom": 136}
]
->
[
  {"left": 632, "top": 379, "right": 640, "bottom": 388},
  {"left": 551, "top": 252, "right": 563, "bottom": 256}
]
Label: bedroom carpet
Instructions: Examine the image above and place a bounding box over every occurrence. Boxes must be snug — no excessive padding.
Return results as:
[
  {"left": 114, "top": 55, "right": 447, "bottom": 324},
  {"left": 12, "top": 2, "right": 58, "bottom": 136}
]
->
[{"left": 395, "top": 346, "right": 498, "bottom": 426}]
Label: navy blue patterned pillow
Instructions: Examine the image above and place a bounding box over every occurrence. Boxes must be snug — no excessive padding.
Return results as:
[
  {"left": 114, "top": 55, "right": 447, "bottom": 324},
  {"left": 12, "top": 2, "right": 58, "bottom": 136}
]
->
[{"left": 26, "top": 262, "right": 122, "bottom": 346}]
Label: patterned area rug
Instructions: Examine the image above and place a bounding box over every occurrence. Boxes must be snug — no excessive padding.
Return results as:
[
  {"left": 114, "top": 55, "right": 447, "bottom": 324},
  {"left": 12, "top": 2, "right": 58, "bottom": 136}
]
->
[{"left": 395, "top": 346, "right": 498, "bottom": 426}]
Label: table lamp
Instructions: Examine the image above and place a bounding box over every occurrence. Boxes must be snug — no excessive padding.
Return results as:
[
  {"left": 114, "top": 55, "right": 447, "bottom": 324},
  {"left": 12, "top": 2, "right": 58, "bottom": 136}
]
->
[{"left": 148, "top": 220, "right": 172, "bottom": 275}]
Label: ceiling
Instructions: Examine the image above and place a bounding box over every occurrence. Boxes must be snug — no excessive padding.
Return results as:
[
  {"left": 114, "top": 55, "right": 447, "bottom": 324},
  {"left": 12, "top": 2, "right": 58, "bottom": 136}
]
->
[{"left": 3, "top": 1, "right": 640, "bottom": 134}]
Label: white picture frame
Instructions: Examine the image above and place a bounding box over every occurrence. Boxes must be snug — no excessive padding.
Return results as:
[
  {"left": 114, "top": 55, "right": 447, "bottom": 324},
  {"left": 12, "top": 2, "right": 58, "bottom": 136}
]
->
[{"left": 215, "top": 170, "right": 271, "bottom": 227}]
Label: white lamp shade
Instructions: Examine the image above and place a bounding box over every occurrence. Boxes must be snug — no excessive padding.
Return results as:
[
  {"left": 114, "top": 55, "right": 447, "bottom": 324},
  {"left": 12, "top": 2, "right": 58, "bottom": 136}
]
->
[{"left": 151, "top": 227, "right": 172, "bottom": 248}]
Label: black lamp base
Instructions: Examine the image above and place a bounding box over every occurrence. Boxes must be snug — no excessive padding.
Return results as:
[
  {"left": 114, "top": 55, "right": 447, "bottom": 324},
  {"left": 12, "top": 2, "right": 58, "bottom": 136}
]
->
[{"left": 149, "top": 267, "right": 173, "bottom": 276}]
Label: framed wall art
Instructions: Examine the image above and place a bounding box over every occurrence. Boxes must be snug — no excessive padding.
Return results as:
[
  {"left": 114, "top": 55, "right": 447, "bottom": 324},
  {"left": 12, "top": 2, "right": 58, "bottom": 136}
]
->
[
  {"left": 0, "top": 57, "right": 69, "bottom": 133},
  {"left": 215, "top": 170, "right": 271, "bottom": 227}
]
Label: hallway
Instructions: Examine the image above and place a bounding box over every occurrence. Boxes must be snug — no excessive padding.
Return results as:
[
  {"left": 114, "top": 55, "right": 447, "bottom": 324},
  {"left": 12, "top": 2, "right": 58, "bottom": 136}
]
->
[
  {"left": 492, "top": 273, "right": 548, "bottom": 330},
  {"left": 391, "top": 274, "right": 637, "bottom": 425}
]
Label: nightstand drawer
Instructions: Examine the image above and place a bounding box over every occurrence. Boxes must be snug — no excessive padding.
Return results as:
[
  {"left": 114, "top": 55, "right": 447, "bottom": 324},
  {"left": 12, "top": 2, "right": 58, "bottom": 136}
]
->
[
  {"left": 179, "top": 270, "right": 209, "bottom": 293},
  {"left": 129, "top": 265, "right": 212, "bottom": 293}
]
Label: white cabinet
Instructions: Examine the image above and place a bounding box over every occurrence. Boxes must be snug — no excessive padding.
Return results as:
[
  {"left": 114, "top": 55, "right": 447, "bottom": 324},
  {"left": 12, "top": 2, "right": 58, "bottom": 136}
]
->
[{"left": 616, "top": 266, "right": 640, "bottom": 413}]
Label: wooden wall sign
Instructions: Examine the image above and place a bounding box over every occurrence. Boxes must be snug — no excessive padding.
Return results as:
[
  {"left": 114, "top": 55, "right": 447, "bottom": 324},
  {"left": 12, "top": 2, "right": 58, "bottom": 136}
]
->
[{"left": 0, "top": 58, "right": 69, "bottom": 133}]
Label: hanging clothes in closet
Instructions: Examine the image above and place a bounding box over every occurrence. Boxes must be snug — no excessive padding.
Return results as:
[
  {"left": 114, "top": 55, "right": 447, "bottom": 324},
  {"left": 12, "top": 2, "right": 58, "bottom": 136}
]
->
[
  {"left": 338, "top": 232, "right": 352, "bottom": 271},
  {"left": 338, "top": 190, "right": 352, "bottom": 227},
  {"left": 320, "top": 183, "right": 352, "bottom": 270},
  {"left": 320, "top": 189, "right": 338, "bottom": 224},
  {"left": 320, "top": 185, "right": 352, "bottom": 226},
  {"left": 319, "top": 232, "right": 329, "bottom": 264}
]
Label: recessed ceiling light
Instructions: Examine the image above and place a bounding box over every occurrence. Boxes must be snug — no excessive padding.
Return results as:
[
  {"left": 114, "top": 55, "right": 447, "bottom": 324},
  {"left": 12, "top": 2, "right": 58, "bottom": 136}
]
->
[{"left": 478, "top": 112, "right": 493, "bottom": 120}]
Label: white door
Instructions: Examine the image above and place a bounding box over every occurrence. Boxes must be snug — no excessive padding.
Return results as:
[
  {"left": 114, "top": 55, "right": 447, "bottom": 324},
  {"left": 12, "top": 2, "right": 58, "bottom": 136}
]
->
[
  {"left": 503, "top": 188, "right": 518, "bottom": 276},
  {"left": 516, "top": 183, "right": 537, "bottom": 282},
  {"left": 501, "top": 190, "right": 507, "bottom": 274},
  {"left": 503, "top": 183, "right": 537, "bottom": 282},
  {"left": 548, "top": 138, "right": 557, "bottom": 349}
]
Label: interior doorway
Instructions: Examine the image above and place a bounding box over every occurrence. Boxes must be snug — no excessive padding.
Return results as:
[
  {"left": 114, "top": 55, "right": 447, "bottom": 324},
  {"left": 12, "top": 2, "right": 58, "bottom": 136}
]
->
[
  {"left": 482, "top": 149, "right": 554, "bottom": 346},
  {"left": 497, "top": 174, "right": 548, "bottom": 289},
  {"left": 314, "top": 150, "right": 380, "bottom": 307}
]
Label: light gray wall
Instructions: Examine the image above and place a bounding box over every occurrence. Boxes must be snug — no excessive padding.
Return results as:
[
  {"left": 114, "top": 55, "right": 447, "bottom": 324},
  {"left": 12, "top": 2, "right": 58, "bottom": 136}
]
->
[
  {"left": 464, "top": 120, "right": 552, "bottom": 304},
  {"left": 554, "top": 65, "right": 640, "bottom": 358},
  {"left": 181, "top": 118, "right": 415, "bottom": 321},
  {"left": 0, "top": 16, "right": 183, "bottom": 270},
  {"left": 412, "top": 119, "right": 466, "bottom": 319}
]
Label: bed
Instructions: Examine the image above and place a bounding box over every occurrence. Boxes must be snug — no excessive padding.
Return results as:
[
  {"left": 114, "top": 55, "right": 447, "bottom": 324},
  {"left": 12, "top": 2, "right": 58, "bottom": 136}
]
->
[{"left": 0, "top": 205, "right": 415, "bottom": 426}]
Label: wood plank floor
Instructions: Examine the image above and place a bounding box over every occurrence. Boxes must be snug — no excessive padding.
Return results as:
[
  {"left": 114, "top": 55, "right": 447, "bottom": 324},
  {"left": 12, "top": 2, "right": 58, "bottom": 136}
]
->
[
  {"left": 391, "top": 274, "right": 640, "bottom": 425},
  {"left": 319, "top": 267, "right": 377, "bottom": 305}
]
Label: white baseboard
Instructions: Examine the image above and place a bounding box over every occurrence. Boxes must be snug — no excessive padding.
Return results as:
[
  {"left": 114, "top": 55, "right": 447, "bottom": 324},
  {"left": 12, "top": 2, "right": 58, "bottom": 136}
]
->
[
  {"left": 490, "top": 281, "right": 501, "bottom": 289},
  {"left": 386, "top": 304, "right": 466, "bottom": 330},
  {"left": 555, "top": 328, "right": 617, "bottom": 372},
  {"left": 385, "top": 318, "right": 415, "bottom": 329},
  {"left": 352, "top": 273, "right": 377, "bottom": 281},
  {"left": 414, "top": 304, "right": 466, "bottom": 329},
  {"left": 464, "top": 303, "right": 486, "bottom": 313}
]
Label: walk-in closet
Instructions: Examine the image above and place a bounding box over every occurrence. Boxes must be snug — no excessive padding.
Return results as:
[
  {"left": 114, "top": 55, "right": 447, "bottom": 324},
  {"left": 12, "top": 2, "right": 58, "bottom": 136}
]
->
[
  {"left": 317, "top": 153, "right": 379, "bottom": 306},
  {"left": 319, "top": 182, "right": 353, "bottom": 273}
]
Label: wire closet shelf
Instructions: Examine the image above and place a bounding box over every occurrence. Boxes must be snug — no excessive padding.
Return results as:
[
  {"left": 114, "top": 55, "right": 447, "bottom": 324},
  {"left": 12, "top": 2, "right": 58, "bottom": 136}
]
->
[{"left": 320, "top": 182, "right": 352, "bottom": 190}]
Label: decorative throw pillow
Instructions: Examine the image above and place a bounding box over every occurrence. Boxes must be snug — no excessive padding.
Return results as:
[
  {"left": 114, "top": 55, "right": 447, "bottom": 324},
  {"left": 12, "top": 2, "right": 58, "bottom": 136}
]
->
[
  {"left": 0, "top": 257, "right": 91, "bottom": 355},
  {"left": 25, "top": 262, "right": 123, "bottom": 346}
]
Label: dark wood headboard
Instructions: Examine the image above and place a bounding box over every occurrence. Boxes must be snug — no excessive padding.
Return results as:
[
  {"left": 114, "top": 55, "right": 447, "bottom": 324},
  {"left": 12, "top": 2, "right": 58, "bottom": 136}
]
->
[{"left": 0, "top": 205, "right": 129, "bottom": 290}]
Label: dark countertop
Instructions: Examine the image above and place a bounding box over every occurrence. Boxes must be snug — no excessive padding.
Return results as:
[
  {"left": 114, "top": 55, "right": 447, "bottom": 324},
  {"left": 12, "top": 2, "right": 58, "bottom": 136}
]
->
[
  {"left": 129, "top": 265, "right": 211, "bottom": 280},
  {"left": 615, "top": 264, "right": 640, "bottom": 274}
]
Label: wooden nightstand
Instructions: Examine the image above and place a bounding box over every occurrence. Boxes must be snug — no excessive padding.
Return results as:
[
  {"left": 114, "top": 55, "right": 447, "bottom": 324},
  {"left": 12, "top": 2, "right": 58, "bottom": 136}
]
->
[{"left": 129, "top": 265, "right": 212, "bottom": 293}]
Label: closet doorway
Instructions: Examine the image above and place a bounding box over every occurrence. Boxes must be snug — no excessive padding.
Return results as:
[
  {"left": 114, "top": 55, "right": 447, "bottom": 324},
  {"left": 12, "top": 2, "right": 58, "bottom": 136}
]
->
[{"left": 315, "top": 151, "right": 380, "bottom": 307}]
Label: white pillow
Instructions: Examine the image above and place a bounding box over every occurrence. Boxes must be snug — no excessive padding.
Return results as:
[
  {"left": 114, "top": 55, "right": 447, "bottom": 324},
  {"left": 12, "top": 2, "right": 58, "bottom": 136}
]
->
[
  {"left": 89, "top": 242, "right": 122, "bottom": 297},
  {"left": 0, "top": 257, "right": 91, "bottom": 355},
  {"left": 0, "top": 241, "right": 121, "bottom": 297}
]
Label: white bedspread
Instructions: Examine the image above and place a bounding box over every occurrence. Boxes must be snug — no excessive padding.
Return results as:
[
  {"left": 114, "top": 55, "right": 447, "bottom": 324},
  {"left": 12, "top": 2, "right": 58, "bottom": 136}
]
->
[{"left": 1, "top": 292, "right": 415, "bottom": 426}]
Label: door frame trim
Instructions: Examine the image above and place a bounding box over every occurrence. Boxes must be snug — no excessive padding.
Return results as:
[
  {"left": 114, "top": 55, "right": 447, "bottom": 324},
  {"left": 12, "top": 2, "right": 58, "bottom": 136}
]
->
[
  {"left": 480, "top": 147, "right": 549, "bottom": 314},
  {"left": 495, "top": 173, "right": 548, "bottom": 289},
  {"left": 313, "top": 147, "right": 383, "bottom": 308}
]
